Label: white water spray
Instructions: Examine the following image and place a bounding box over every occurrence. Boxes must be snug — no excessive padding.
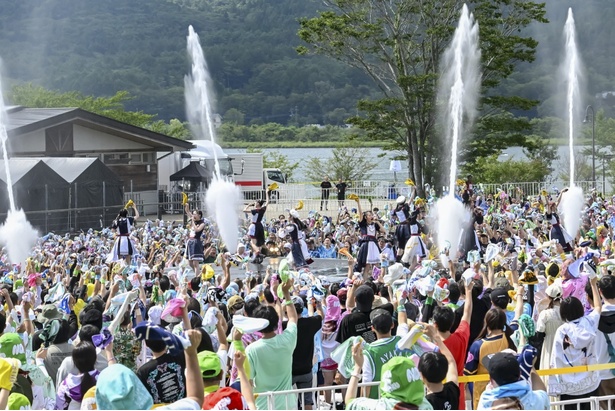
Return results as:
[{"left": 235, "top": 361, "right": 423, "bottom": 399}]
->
[
  {"left": 185, "top": 26, "right": 241, "bottom": 249},
  {"left": 0, "top": 65, "right": 38, "bottom": 265},
  {"left": 434, "top": 4, "right": 480, "bottom": 259},
  {"left": 559, "top": 9, "right": 584, "bottom": 239}
]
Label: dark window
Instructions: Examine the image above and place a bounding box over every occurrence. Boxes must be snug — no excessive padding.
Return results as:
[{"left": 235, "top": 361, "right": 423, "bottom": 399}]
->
[{"left": 45, "top": 123, "right": 74, "bottom": 156}]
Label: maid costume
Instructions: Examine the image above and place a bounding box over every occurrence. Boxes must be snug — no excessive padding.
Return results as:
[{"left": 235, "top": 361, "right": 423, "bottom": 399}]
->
[
  {"left": 391, "top": 200, "right": 411, "bottom": 254},
  {"left": 108, "top": 216, "right": 136, "bottom": 262},
  {"left": 248, "top": 207, "right": 267, "bottom": 247},
  {"left": 355, "top": 218, "right": 382, "bottom": 273},
  {"left": 186, "top": 219, "right": 205, "bottom": 261},
  {"left": 401, "top": 209, "right": 428, "bottom": 265},
  {"left": 546, "top": 211, "right": 573, "bottom": 252}
]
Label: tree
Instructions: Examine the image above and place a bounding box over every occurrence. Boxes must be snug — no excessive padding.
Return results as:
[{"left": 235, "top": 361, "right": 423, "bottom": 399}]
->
[
  {"left": 9, "top": 83, "right": 155, "bottom": 128},
  {"left": 298, "top": 0, "right": 547, "bottom": 194},
  {"left": 468, "top": 154, "right": 549, "bottom": 184},
  {"left": 223, "top": 108, "right": 245, "bottom": 125},
  {"left": 558, "top": 152, "right": 593, "bottom": 184},
  {"left": 246, "top": 149, "right": 300, "bottom": 182},
  {"left": 303, "top": 145, "right": 377, "bottom": 182}
]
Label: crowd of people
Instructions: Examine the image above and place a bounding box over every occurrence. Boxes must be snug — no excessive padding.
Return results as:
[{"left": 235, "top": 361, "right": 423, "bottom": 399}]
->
[{"left": 0, "top": 178, "right": 612, "bottom": 410}]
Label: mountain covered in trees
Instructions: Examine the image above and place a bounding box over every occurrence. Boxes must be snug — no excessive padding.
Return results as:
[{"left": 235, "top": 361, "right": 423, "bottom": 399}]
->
[{"left": 0, "top": 0, "right": 614, "bottom": 125}]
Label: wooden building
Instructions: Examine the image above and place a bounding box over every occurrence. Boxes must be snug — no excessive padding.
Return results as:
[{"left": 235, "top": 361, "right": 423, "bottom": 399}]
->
[{"left": 4, "top": 106, "right": 194, "bottom": 214}]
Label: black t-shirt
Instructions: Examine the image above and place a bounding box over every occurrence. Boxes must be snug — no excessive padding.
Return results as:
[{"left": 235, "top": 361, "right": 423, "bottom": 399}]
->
[
  {"left": 425, "top": 382, "right": 460, "bottom": 410},
  {"left": 336, "top": 182, "right": 347, "bottom": 197},
  {"left": 137, "top": 352, "right": 186, "bottom": 404},
  {"left": 335, "top": 310, "right": 376, "bottom": 344},
  {"left": 285, "top": 315, "right": 322, "bottom": 376},
  {"left": 321, "top": 181, "right": 332, "bottom": 193}
]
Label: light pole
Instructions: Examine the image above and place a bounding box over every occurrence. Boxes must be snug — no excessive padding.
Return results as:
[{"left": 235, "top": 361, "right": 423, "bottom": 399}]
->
[{"left": 584, "top": 105, "right": 596, "bottom": 188}]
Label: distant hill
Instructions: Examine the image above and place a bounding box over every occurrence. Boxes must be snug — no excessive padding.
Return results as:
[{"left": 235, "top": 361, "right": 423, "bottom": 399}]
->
[
  {"left": 1, "top": 0, "right": 614, "bottom": 124},
  {"left": 0, "top": 0, "right": 375, "bottom": 123}
]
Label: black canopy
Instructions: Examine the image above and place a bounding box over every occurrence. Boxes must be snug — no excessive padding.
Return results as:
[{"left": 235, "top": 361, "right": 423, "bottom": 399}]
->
[{"left": 170, "top": 161, "right": 211, "bottom": 182}]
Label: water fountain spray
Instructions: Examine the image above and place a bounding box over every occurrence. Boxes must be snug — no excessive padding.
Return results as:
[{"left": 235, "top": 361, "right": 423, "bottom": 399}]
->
[
  {"left": 433, "top": 4, "right": 480, "bottom": 262},
  {"left": 0, "top": 63, "right": 38, "bottom": 266},
  {"left": 185, "top": 26, "right": 241, "bottom": 250},
  {"left": 559, "top": 8, "right": 584, "bottom": 239}
]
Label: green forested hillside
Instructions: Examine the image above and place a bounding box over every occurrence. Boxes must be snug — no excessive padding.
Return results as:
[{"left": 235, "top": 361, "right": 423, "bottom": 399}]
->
[
  {"left": 0, "top": 0, "right": 375, "bottom": 123},
  {"left": 0, "top": 0, "right": 614, "bottom": 125}
]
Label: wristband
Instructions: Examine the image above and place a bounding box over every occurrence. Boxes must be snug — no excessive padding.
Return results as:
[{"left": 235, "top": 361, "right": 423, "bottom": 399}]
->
[
  {"left": 283, "top": 300, "right": 293, "bottom": 306},
  {"left": 350, "top": 373, "right": 361, "bottom": 380},
  {"left": 425, "top": 297, "right": 434, "bottom": 305},
  {"left": 396, "top": 305, "right": 406, "bottom": 313}
]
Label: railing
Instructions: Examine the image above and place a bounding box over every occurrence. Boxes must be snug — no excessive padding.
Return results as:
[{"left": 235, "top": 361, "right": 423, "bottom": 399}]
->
[{"left": 258, "top": 381, "right": 615, "bottom": 410}]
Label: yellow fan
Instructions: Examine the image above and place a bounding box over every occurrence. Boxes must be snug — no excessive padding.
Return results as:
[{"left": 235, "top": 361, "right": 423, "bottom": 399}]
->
[
  {"left": 540, "top": 189, "right": 548, "bottom": 196},
  {"left": 347, "top": 193, "right": 359, "bottom": 201},
  {"left": 181, "top": 192, "right": 188, "bottom": 206},
  {"left": 124, "top": 199, "right": 134, "bottom": 209},
  {"left": 456, "top": 179, "right": 465, "bottom": 186},
  {"left": 295, "top": 200, "right": 304, "bottom": 211},
  {"left": 267, "top": 182, "right": 279, "bottom": 191},
  {"left": 404, "top": 178, "right": 415, "bottom": 186},
  {"left": 414, "top": 197, "right": 426, "bottom": 208},
  {"left": 339, "top": 247, "right": 352, "bottom": 258}
]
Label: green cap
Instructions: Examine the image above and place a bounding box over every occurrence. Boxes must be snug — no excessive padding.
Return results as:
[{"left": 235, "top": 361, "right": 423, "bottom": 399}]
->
[
  {"left": 7, "top": 393, "right": 30, "bottom": 410},
  {"left": 197, "top": 350, "right": 221, "bottom": 378},
  {"left": 379, "top": 357, "right": 425, "bottom": 406}
]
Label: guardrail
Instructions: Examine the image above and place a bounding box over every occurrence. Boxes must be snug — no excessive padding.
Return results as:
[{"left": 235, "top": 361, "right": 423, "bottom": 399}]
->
[{"left": 257, "top": 362, "right": 615, "bottom": 410}]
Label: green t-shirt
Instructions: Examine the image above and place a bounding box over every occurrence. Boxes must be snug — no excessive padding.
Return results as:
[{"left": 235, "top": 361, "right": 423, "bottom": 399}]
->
[
  {"left": 363, "top": 336, "right": 413, "bottom": 399},
  {"left": 247, "top": 322, "right": 297, "bottom": 410},
  {"left": 347, "top": 397, "right": 434, "bottom": 410}
]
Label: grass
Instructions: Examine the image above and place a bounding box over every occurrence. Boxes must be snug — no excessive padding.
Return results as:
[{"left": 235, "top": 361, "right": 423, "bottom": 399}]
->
[{"left": 220, "top": 140, "right": 388, "bottom": 149}]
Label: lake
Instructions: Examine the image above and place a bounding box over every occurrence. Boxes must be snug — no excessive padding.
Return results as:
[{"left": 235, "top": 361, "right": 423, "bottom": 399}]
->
[{"left": 227, "top": 145, "right": 593, "bottom": 184}]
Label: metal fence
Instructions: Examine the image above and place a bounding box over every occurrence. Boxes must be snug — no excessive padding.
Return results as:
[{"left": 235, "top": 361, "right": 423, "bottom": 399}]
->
[{"left": 258, "top": 381, "right": 615, "bottom": 410}]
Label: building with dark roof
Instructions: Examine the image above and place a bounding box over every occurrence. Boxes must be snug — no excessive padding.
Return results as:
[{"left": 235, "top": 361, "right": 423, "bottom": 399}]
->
[{"left": 4, "top": 106, "right": 194, "bottom": 217}]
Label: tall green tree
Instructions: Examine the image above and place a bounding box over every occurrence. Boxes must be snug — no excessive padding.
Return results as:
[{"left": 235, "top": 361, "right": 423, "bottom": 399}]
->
[
  {"left": 303, "top": 145, "right": 377, "bottom": 182},
  {"left": 298, "top": 0, "right": 547, "bottom": 194}
]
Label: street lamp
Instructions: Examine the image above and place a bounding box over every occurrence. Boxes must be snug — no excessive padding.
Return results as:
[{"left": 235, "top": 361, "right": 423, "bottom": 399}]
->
[{"left": 584, "top": 105, "right": 596, "bottom": 188}]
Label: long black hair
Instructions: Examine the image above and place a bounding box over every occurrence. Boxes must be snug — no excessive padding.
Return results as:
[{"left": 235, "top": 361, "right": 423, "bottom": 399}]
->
[
  {"left": 475, "top": 308, "right": 517, "bottom": 351},
  {"left": 72, "top": 342, "right": 97, "bottom": 401}
]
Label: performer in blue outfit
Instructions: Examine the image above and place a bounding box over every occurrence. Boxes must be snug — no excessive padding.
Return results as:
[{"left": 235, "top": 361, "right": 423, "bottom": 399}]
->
[
  {"left": 108, "top": 203, "right": 139, "bottom": 264},
  {"left": 184, "top": 203, "right": 206, "bottom": 274}
]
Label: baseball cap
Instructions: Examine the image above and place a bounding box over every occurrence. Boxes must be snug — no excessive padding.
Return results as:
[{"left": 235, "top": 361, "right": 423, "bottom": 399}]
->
[
  {"left": 291, "top": 295, "right": 304, "bottom": 312},
  {"left": 545, "top": 282, "right": 563, "bottom": 299},
  {"left": 370, "top": 308, "right": 393, "bottom": 331},
  {"left": 354, "top": 285, "right": 375, "bottom": 312},
  {"left": 483, "top": 351, "right": 520, "bottom": 386},
  {"left": 198, "top": 350, "right": 222, "bottom": 378},
  {"left": 202, "top": 387, "right": 248, "bottom": 410},
  {"left": 227, "top": 295, "right": 244, "bottom": 309},
  {"left": 490, "top": 287, "right": 511, "bottom": 309}
]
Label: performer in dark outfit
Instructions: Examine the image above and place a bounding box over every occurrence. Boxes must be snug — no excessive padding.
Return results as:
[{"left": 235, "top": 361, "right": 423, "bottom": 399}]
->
[
  {"left": 460, "top": 205, "right": 483, "bottom": 260},
  {"left": 401, "top": 200, "right": 428, "bottom": 269},
  {"left": 546, "top": 189, "right": 574, "bottom": 252},
  {"left": 353, "top": 197, "right": 385, "bottom": 278},
  {"left": 108, "top": 203, "right": 139, "bottom": 264},
  {"left": 286, "top": 210, "right": 308, "bottom": 268},
  {"left": 391, "top": 195, "right": 411, "bottom": 262},
  {"left": 184, "top": 203, "right": 206, "bottom": 274},
  {"left": 243, "top": 190, "right": 270, "bottom": 264}
]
